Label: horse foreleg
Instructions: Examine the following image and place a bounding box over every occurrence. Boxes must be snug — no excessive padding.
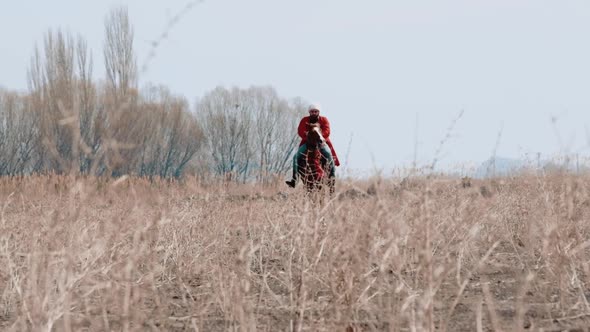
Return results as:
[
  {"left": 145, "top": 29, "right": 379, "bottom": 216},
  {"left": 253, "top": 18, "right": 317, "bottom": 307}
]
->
[{"left": 327, "top": 176, "right": 335, "bottom": 197}]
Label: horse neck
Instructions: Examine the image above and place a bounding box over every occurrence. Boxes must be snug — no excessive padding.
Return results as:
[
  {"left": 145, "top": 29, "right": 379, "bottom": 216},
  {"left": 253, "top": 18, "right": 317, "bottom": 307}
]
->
[{"left": 306, "top": 142, "right": 319, "bottom": 151}]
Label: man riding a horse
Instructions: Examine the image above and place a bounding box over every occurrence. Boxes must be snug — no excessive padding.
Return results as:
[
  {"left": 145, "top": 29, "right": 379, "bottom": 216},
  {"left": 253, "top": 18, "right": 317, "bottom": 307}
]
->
[{"left": 285, "top": 104, "right": 340, "bottom": 188}]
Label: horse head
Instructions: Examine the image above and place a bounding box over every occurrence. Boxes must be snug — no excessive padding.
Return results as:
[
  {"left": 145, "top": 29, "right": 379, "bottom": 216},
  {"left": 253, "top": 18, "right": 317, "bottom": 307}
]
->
[{"left": 306, "top": 123, "right": 325, "bottom": 149}]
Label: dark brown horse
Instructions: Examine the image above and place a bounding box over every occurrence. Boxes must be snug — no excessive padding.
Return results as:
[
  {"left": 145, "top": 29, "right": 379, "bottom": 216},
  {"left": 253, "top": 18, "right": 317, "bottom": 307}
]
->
[{"left": 298, "top": 123, "right": 335, "bottom": 196}]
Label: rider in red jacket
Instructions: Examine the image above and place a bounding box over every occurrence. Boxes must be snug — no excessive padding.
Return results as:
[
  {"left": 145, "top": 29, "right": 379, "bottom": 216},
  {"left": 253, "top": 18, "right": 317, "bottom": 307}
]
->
[{"left": 286, "top": 104, "right": 339, "bottom": 188}]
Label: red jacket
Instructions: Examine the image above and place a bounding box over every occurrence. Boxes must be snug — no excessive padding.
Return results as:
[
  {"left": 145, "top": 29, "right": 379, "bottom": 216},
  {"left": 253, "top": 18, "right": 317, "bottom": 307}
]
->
[{"left": 298, "top": 116, "right": 340, "bottom": 166}]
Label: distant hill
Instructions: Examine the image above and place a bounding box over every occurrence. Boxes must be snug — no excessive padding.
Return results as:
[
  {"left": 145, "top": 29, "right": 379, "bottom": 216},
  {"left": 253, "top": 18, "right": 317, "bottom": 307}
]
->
[
  {"left": 474, "top": 155, "right": 588, "bottom": 178},
  {"left": 474, "top": 157, "right": 528, "bottom": 178}
]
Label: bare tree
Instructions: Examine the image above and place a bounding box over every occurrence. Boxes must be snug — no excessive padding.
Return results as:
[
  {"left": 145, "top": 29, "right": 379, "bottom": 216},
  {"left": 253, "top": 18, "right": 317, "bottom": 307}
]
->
[
  {"left": 103, "top": 6, "right": 137, "bottom": 105},
  {"left": 27, "top": 30, "right": 100, "bottom": 175},
  {"left": 99, "top": 6, "right": 141, "bottom": 176},
  {"left": 133, "top": 85, "right": 204, "bottom": 178},
  {"left": 196, "top": 87, "right": 254, "bottom": 182},
  {"left": 248, "top": 87, "right": 301, "bottom": 183},
  {"left": 196, "top": 86, "right": 301, "bottom": 182},
  {"left": 0, "top": 90, "right": 39, "bottom": 175},
  {"left": 27, "top": 29, "right": 78, "bottom": 173},
  {"left": 158, "top": 99, "right": 204, "bottom": 178},
  {"left": 76, "top": 37, "right": 101, "bottom": 173}
]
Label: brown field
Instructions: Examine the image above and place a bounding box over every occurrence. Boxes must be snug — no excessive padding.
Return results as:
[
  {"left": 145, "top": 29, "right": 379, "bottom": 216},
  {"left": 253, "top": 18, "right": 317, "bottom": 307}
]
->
[{"left": 1, "top": 174, "right": 590, "bottom": 331}]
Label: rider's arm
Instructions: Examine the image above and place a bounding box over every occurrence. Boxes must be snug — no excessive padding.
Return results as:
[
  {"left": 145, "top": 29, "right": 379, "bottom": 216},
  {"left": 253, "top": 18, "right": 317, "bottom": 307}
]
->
[
  {"left": 320, "top": 117, "right": 331, "bottom": 138},
  {"left": 297, "top": 118, "right": 308, "bottom": 139}
]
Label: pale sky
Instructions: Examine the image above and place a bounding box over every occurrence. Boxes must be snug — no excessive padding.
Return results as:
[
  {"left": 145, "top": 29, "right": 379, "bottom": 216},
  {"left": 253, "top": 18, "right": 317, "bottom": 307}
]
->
[{"left": 2, "top": 0, "right": 590, "bottom": 173}]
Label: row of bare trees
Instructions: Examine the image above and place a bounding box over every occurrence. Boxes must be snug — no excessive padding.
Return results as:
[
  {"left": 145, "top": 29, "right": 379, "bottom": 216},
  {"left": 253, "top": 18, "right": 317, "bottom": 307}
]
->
[
  {"left": 0, "top": 7, "right": 304, "bottom": 180},
  {"left": 0, "top": 83, "right": 302, "bottom": 180}
]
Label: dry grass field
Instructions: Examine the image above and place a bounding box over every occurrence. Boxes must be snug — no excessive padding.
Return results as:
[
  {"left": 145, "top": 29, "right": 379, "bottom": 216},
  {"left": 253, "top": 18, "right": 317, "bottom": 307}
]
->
[{"left": 1, "top": 174, "right": 590, "bottom": 331}]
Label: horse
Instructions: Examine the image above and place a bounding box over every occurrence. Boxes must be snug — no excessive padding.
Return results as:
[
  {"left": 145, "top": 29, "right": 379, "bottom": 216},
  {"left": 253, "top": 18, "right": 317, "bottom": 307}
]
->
[{"left": 297, "top": 123, "right": 335, "bottom": 196}]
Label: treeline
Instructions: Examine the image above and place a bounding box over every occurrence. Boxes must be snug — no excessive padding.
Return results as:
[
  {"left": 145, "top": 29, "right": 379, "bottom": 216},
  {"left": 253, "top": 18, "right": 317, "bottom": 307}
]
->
[{"left": 0, "top": 7, "right": 303, "bottom": 181}]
